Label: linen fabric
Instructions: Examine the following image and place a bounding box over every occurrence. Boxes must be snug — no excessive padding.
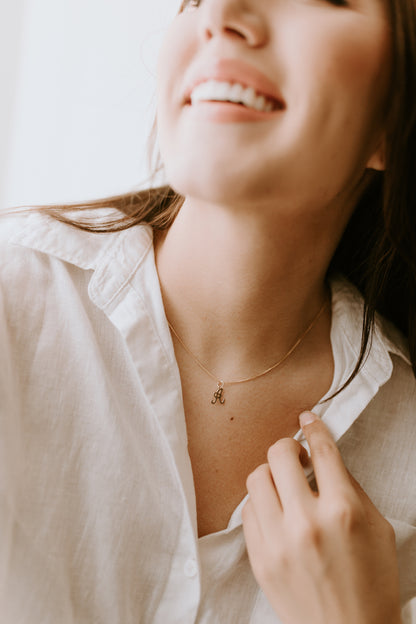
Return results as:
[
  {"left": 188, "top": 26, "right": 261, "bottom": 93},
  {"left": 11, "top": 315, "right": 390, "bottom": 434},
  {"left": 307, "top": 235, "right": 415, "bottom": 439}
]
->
[{"left": 0, "top": 211, "right": 415, "bottom": 624}]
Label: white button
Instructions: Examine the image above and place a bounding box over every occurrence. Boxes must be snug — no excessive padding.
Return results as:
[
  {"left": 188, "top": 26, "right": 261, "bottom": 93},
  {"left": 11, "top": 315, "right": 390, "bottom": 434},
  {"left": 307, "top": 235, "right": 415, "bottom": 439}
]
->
[{"left": 184, "top": 558, "right": 198, "bottom": 578}]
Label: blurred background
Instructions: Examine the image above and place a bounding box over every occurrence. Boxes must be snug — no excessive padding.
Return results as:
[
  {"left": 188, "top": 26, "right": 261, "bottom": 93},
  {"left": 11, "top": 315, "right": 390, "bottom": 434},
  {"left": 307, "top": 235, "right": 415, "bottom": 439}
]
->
[{"left": 1, "top": 0, "right": 178, "bottom": 210}]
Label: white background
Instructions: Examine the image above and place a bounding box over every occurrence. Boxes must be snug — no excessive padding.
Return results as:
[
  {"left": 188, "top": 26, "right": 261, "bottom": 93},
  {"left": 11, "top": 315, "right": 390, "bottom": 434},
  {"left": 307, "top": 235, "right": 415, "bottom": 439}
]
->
[{"left": 1, "top": 0, "right": 179, "bottom": 210}]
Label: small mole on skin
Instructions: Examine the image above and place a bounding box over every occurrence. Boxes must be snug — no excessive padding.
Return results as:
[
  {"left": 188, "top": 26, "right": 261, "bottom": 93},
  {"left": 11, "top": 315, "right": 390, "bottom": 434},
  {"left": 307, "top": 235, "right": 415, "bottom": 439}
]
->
[{"left": 230, "top": 417, "right": 234, "bottom": 421}]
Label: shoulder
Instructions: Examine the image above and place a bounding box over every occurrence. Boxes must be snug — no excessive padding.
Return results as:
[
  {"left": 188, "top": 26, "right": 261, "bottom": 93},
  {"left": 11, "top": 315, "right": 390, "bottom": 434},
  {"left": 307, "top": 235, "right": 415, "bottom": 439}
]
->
[
  {"left": 0, "top": 208, "right": 154, "bottom": 294},
  {"left": 0, "top": 211, "right": 101, "bottom": 319},
  {"left": 0, "top": 210, "right": 155, "bottom": 348},
  {"left": 338, "top": 345, "right": 416, "bottom": 522},
  {"left": 329, "top": 276, "right": 416, "bottom": 509},
  {"left": 0, "top": 208, "right": 120, "bottom": 270},
  {"left": 330, "top": 275, "right": 410, "bottom": 362}
]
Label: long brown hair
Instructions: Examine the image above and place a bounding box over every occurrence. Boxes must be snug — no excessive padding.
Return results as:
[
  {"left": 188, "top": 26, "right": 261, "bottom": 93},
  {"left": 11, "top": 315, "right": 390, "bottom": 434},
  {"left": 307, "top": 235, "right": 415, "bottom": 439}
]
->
[{"left": 36, "top": 0, "right": 416, "bottom": 380}]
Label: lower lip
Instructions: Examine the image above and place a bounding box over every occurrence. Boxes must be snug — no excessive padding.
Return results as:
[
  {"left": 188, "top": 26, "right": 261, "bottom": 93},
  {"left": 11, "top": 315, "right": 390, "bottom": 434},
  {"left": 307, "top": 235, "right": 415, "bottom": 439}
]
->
[{"left": 186, "top": 101, "right": 282, "bottom": 123}]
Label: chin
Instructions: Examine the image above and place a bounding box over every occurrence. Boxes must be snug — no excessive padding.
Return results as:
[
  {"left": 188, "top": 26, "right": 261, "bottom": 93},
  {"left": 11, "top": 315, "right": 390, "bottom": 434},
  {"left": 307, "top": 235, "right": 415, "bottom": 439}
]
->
[
  {"left": 163, "top": 152, "right": 271, "bottom": 206},
  {"left": 166, "top": 169, "right": 260, "bottom": 207}
]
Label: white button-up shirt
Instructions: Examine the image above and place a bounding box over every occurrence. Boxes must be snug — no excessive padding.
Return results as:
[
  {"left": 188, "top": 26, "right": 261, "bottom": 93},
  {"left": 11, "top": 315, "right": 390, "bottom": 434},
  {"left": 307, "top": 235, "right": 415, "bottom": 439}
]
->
[{"left": 0, "top": 212, "right": 415, "bottom": 623}]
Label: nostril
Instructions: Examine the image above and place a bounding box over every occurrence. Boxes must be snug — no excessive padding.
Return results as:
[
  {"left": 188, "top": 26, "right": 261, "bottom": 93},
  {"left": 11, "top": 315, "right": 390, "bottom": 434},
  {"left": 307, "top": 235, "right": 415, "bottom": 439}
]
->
[
  {"left": 201, "top": 8, "right": 269, "bottom": 48},
  {"left": 223, "top": 26, "right": 249, "bottom": 40}
]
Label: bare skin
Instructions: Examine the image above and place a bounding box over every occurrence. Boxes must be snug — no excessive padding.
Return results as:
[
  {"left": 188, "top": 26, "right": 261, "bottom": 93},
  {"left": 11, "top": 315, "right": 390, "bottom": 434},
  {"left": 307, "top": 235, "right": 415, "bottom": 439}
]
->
[
  {"left": 165, "top": 291, "right": 334, "bottom": 537},
  {"left": 242, "top": 413, "right": 402, "bottom": 624},
  {"left": 154, "top": 183, "right": 359, "bottom": 538},
  {"left": 155, "top": 200, "right": 338, "bottom": 537}
]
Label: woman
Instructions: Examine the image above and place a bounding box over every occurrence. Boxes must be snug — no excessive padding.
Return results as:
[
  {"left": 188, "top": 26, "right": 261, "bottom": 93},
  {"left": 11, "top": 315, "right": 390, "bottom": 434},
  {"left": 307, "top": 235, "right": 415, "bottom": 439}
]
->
[{"left": 1, "top": 0, "right": 415, "bottom": 622}]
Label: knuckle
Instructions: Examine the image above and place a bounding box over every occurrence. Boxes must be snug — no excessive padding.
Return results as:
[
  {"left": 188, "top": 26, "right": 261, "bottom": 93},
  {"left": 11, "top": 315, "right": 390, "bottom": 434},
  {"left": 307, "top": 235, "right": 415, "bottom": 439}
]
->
[
  {"left": 246, "top": 463, "right": 269, "bottom": 490},
  {"left": 267, "top": 438, "right": 300, "bottom": 462},
  {"left": 311, "top": 439, "right": 339, "bottom": 460},
  {"left": 294, "top": 520, "right": 323, "bottom": 550},
  {"left": 327, "top": 498, "right": 363, "bottom": 532}
]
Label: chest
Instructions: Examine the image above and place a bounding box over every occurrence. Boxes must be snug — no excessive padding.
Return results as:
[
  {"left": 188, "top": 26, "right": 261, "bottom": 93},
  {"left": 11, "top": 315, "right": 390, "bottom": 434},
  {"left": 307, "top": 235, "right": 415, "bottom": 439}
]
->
[{"left": 180, "top": 362, "right": 333, "bottom": 537}]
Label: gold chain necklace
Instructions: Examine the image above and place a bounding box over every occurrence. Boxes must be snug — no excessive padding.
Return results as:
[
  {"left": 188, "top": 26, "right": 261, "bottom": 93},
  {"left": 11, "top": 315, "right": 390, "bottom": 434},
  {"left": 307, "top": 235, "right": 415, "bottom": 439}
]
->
[{"left": 167, "top": 300, "right": 328, "bottom": 406}]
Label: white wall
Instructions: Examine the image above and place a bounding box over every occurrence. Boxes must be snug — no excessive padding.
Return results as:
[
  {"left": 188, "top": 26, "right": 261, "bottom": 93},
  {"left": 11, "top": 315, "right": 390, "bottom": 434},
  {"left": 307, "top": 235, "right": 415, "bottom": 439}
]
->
[
  {"left": 0, "top": 0, "right": 27, "bottom": 208},
  {"left": 2, "top": 0, "right": 179, "bottom": 210}
]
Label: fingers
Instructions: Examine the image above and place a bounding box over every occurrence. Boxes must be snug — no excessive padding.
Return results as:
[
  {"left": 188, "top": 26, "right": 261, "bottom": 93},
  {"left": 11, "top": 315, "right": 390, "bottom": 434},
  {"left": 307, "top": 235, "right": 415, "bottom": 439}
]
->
[
  {"left": 299, "top": 411, "right": 353, "bottom": 498},
  {"left": 300, "top": 413, "right": 383, "bottom": 524},
  {"left": 245, "top": 412, "right": 372, "bottom": 542},
  {"left": 266, "top": 438, "right": 313, "bottom": 513},
  {"left": 246, "top": 464, "right": 283, "bottom": 538},
  {"left": 241, "top": 497, "right": 262, "bottom": 543},
  {"left": 243, "top": 415, "right": 403, "bottom": 624},
  {"left": 246, "top": 437, "right": 315, "bottom": 541}
]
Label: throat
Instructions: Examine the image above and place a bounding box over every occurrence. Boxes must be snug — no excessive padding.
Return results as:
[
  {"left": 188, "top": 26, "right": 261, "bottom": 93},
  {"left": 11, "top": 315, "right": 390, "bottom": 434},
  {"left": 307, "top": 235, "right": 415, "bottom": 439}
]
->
[{"left": 154, "top": 200, "right": 331, "bottom": 382}]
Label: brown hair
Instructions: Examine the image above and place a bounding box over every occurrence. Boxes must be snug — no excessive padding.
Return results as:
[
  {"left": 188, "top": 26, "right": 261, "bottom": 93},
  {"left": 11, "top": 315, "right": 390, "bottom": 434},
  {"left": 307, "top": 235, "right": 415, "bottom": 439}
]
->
[
  {"left": 330, "top": 0, "right": 416, "bottom": 381},
  {"left": 36, "top": 0, "right": 416, "bottom": 381}
]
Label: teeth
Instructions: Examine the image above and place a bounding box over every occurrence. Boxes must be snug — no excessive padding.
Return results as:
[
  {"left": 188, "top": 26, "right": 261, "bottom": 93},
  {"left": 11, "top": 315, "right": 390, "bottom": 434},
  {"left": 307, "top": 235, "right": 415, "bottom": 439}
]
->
[
  {"left": 255, "top": 95, "right": 266, "bottom": 112},
  {"left": 215, "top": 81, "right": 230, "bottom": 100},
  {"left": 244, "top": 87, "right": 257, "bottom": 109},
  {"left": 229, "top": 83, "right": 244, "bottom": 101},
  {"left": 190, "top": 80, "right": 276, "bottom": 113}
]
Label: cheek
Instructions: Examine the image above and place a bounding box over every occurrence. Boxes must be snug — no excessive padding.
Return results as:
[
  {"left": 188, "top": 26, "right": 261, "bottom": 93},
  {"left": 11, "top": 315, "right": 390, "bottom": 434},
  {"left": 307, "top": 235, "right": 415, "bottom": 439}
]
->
[
  {"left": 319, "top": 23, "right": 391, "bottom": 118},
  {"left": 291, "top": 20, "right": 391, "bottom": 168},
  {"left": 157, "top": 26, "right": 180, "bottom": 112},
  {"left": 156, "top": 22, "right": 197, "bottom": 155}
]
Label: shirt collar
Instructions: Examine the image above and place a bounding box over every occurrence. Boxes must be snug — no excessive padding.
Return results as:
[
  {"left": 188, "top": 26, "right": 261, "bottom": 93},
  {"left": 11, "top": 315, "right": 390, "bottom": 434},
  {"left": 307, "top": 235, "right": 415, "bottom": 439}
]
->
[
  {"left": 10, "top": 212, "right": 412, "bottom": 534},
  {"left": 9, "top": 210, "right": 155, "bottom": 310},
  {"left": 10, "top": 211, "right": 410, "bottom": 400},
  {"left": 292, "top": 276, "right": 410, "bottom": 479},
  {"left": 8, "top": 209, "right": 123, "bottom": 270},
  {"left": 10, "top": 210, "right": 410, "bottom": 393}
]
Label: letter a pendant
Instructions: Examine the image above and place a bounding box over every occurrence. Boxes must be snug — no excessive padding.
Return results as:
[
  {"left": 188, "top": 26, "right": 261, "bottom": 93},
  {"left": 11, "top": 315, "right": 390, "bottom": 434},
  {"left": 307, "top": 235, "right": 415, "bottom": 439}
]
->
[{"left": 211, "top": 381, "right": 225, "bottom": 405}]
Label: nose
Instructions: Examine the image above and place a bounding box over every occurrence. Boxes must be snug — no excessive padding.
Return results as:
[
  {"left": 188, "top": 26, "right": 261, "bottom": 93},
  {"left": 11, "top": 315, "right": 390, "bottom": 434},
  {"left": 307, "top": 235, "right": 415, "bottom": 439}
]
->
[{"left": 198, "top": 0, "right": 269, "bottom": 48}]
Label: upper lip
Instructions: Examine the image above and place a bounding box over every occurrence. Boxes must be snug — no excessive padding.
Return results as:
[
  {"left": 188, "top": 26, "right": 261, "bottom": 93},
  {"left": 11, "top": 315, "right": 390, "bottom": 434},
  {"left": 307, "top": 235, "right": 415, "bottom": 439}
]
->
[{"left": 183, "top": 58, "right": 285, "bottom": 109}]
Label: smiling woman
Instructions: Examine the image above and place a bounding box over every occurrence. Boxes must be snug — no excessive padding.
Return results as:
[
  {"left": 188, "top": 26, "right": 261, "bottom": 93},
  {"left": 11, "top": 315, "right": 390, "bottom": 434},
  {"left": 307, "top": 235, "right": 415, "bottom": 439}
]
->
[
  {"left": 160, "top": 0, "right": 390, "bottom": 205},
  {"left": 0, "top": 0, "right": 416, "bottom": 622}
]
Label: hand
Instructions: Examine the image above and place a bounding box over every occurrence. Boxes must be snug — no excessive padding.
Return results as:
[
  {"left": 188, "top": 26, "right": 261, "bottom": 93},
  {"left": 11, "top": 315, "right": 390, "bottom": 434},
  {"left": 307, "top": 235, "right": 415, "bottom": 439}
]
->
[{"left": 242, "top": 412, "right": 402, "bottom": 624}]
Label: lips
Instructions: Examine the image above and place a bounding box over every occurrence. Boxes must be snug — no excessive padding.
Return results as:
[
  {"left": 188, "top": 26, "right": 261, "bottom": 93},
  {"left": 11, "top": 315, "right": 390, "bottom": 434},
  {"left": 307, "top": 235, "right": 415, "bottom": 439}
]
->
[{"left": 182, "top": 58, "right": 286, "bottom": 112}]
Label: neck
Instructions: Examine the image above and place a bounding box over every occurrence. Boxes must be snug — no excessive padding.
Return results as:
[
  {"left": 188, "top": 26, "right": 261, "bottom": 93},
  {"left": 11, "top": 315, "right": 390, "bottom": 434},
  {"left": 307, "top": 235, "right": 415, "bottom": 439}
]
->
[{"left": 155, "top": 196, "right": 347, "bottom": 378}]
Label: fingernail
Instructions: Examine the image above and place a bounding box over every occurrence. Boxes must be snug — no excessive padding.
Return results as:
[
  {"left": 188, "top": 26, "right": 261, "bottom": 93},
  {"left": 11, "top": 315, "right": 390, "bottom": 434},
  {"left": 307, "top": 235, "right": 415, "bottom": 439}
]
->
[{"left": 299, "top": 411, "right": 317, "bottom": 427}]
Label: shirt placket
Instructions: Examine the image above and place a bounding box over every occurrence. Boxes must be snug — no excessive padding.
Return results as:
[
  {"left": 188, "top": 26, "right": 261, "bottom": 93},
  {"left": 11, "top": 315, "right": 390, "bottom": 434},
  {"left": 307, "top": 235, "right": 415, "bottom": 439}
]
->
[{"left": 89, "top": 239, "right": 203, "bottom": 623}]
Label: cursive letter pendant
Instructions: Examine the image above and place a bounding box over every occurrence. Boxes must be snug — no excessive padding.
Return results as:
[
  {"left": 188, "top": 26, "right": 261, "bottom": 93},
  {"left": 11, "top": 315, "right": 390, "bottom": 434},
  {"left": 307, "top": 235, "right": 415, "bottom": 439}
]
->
[{"left": 211, "top": 381, "right": 225, "bottom": 405}]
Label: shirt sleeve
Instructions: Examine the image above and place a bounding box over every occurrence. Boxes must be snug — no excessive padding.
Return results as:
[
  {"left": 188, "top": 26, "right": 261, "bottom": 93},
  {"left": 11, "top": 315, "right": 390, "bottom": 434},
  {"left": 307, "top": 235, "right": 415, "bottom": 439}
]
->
[{"left": 0, "top": 274, "right": 25, "bottom": 613}]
